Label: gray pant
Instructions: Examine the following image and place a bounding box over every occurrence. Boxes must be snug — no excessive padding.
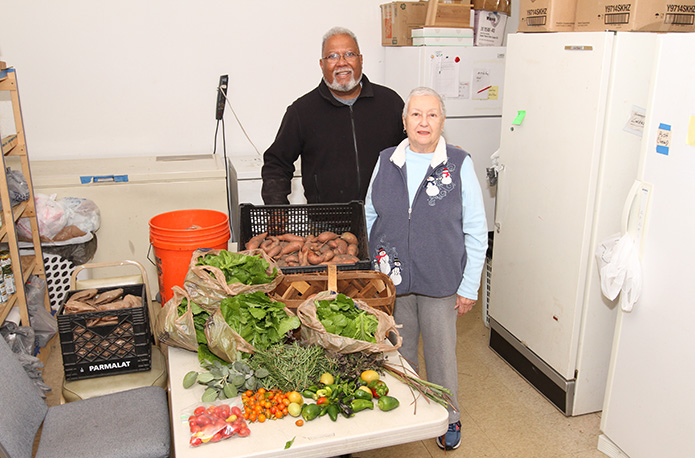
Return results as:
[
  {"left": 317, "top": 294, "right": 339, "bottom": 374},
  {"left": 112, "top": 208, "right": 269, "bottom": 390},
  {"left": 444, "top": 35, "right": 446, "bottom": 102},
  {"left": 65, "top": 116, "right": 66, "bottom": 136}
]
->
[{"left": 392, "top": 293, "right": 460, "bottom": 424}]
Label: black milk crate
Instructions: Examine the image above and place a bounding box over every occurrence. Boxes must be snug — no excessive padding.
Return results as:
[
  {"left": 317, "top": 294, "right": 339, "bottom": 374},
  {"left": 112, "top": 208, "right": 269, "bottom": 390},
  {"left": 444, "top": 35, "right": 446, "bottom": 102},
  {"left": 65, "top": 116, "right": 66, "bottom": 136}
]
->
[
  {"left": 238, "top": 201, "right": 371, "bottom": 274},
  {"left": 57, "top": 284, "right": 152, "bottom": 381}
]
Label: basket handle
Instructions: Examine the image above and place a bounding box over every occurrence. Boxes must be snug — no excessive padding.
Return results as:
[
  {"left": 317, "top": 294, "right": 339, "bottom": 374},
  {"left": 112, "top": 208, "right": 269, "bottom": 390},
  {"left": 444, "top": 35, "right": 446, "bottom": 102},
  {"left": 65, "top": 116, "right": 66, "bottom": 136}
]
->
[{"left": 327, "top": 264, "right": 337, "bottom": 293}]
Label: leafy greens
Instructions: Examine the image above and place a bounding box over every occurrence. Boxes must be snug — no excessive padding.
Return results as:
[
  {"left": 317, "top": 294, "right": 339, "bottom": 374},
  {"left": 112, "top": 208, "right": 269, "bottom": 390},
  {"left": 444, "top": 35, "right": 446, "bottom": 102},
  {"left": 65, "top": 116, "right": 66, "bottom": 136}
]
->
[
  {"left": 197, "top": 250, "right": 277, "bottom": 285},
  {"left": 316, "top": 293, "right": 379, "bottom": 343},
  {"left": 220, "top": 292, "right": 300, "bottom": 351}
]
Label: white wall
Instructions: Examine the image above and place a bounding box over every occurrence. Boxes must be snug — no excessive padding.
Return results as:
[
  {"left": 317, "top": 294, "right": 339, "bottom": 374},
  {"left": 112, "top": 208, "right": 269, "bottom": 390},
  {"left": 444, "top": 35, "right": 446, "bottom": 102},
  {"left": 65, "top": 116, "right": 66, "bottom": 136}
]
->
[
  {"left": 0, "top": 0, "right": 388, "bottom": 160},
  {"left": 0, "top": 1, "right": 520, "bottom": 161}
]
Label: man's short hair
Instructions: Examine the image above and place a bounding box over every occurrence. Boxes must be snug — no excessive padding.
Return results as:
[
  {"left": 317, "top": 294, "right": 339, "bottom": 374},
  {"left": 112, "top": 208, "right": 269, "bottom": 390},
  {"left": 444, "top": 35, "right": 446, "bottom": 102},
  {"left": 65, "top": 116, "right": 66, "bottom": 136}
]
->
[{"left": 322, "top": 27, "right": 360, "bottom": 55}]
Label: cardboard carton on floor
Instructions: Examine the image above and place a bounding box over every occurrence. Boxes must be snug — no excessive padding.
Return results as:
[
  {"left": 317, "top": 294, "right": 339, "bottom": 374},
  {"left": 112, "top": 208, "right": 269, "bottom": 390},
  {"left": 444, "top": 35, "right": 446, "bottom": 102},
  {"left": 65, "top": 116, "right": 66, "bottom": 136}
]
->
[
  {"left": 381, "top": 1, "right": 428, "bottom": 46},
  {"left": 518, "top": 0, "right": 577, "bottom": 32},
  {"left": 575, "top": 0, "right": 695, "bottom": 32}
]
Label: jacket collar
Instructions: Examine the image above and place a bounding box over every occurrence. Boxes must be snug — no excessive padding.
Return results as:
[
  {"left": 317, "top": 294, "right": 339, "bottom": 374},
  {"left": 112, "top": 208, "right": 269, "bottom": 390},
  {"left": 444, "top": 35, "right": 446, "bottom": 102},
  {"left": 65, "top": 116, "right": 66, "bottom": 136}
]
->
[
  {"left": 318, "top": 74, "right": 373, "bottom": 106},
  {"left": 390, "top": 136, "right": 448, "bottom": 168}
]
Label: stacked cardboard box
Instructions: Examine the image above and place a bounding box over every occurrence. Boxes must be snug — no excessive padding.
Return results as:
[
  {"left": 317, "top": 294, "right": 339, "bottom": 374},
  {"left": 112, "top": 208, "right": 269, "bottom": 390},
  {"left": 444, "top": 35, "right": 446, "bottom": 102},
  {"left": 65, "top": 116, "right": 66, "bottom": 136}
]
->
[
  {"left": 381, "top": 1, "right": 428, "bottom": 46},
  {"left": 518, "top": 0, "right": 695, "bottom": 32},
  {"left": 575, "top": 0, "right": 695, "bottom": 32}
]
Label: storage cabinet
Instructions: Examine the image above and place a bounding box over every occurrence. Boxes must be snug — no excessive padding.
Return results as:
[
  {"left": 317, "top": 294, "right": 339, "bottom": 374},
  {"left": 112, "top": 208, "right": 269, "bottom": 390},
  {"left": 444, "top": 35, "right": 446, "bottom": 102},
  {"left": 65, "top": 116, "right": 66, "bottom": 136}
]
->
[{"left": 0, "top": 68, "right": 51, "bottom": 331}]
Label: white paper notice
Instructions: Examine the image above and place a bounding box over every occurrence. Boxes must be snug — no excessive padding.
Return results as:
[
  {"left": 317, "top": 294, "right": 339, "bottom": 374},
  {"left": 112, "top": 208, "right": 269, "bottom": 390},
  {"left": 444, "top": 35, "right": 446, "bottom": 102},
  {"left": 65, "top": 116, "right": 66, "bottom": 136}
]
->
[
  {"left": 624, "top": 105, "right": 646, "bottom": 137},
  {"left": 430, "top": 55, "right": 459, "bottom": 98},
  {"left": 472, "top": 68, "right": 491, "bottom": 100}
]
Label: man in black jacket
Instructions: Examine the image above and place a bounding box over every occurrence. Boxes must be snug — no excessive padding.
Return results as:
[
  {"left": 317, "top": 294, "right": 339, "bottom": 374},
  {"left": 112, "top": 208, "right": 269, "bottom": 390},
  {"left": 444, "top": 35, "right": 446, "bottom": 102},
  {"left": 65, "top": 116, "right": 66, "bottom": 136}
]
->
[{"left": 261, "top": 26, "right": 406, "bottom": 205}]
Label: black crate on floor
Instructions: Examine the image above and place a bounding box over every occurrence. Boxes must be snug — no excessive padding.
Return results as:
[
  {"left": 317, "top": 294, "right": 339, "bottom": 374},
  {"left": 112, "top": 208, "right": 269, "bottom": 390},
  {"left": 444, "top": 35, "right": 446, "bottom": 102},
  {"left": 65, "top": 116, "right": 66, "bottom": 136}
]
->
[
  {"left": 238, "top": 201, "right": 371, "bottom": 274},
  {"left": 57, "top": 284, "right": 151, "bottom": 381}
]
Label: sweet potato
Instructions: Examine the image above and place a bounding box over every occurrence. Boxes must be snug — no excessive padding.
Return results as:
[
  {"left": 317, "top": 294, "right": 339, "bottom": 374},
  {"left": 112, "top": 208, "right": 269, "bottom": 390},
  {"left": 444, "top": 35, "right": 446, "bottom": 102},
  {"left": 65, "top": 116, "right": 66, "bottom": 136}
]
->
[
  {"left": 277, "top": 233, "right": 305, "bottom": 243},
  {"left": 347, "top": 243, "right": 359, "bottom": 256},
  {"left": 340, "top": 231, "right": 358, "bottom": 245},
  {"left": 317, "top": 231, "right": 339, "bottom": 242},
  {"left": 281, "top": 241, "right": 303, "bottom": 255},
  {"left": 245, "top": 232, "right": 268, "bottom": 250}
]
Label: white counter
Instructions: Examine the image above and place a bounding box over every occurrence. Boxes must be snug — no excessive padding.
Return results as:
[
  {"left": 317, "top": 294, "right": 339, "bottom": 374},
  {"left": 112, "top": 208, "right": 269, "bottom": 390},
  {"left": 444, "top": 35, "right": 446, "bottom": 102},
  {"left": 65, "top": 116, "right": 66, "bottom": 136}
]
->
[{"left": 166, "top": 346, "right": 448, "bottom": 457}]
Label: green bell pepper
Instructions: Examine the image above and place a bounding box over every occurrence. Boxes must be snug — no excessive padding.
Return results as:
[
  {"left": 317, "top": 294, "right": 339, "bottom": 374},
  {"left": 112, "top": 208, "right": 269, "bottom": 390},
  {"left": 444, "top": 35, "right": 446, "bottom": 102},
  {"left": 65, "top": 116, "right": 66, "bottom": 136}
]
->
[
  {"left": 377, "top": 395, "right": 400, "bottom": 412},
  {"left": 350, "top": 399, "right": 374, "bottom": 413}
]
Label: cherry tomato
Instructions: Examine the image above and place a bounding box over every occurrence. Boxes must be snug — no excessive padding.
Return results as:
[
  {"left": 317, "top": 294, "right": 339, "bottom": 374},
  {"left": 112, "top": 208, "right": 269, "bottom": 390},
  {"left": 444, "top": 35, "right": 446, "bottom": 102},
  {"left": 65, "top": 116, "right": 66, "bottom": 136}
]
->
[
  {"left": 194, "top": 406, "right": 205, "bottom": 416},
  {"left": 238, "top": 427, "right": 251, "bottom": 437},
  {"left": 295, "top": 419, "right": 304, "bottom": 427},
  {"left": 191, "top": 437, "right": 203, "bottom": 446}
]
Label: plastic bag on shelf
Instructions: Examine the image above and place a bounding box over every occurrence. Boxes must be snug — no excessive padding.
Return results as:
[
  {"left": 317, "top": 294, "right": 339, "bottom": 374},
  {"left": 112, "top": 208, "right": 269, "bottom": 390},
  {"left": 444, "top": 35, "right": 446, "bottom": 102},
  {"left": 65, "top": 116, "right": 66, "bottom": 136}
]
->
[{"left": 0, "top": 168, "right": 30, "bottom": 210}]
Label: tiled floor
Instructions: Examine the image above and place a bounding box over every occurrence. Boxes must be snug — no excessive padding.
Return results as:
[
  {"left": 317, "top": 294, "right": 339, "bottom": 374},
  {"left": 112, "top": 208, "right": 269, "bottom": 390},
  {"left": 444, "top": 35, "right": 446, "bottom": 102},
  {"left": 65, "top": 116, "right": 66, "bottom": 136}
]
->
[{"left": 39, "top": 299, "right": 608, "bottom": 458}]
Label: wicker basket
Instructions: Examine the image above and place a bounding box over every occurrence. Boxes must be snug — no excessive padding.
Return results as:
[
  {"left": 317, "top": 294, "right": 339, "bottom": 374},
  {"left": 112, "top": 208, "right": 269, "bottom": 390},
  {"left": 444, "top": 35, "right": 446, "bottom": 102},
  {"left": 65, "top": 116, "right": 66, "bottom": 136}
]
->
[{"left": 270, "top": 265, "right": 395, "bottom": 315}]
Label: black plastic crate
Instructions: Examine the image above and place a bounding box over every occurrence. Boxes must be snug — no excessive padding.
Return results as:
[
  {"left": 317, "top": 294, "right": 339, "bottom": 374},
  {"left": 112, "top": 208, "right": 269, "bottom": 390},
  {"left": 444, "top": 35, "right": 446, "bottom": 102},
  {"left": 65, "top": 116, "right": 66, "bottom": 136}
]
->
[
  {"left": 57, "top": 284, "right": 151, "bottom": 381},
  {"left": 238, "top": 201, "right": 371, "bottom": 274}
]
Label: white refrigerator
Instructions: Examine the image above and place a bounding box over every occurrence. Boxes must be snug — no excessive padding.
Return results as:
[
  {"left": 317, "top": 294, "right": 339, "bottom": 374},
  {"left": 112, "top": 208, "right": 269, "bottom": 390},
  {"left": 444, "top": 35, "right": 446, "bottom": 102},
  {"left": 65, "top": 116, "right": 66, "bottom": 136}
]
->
[
  {"left": 384, "top": 45, "right": 506, "bottom": 231},
  {"left": 488, "top": 32, "right": 662, "bottom": 416},
  {"left": 598, "top": 33, "right": 695, "bottom": 458}
]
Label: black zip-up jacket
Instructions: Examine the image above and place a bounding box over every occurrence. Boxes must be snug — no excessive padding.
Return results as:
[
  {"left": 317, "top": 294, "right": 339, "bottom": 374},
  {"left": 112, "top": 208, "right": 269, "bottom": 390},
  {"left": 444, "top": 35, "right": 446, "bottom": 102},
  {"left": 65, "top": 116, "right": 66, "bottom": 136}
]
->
[{"left": 261, "top": 75, "right": 406, "bottom": 204}]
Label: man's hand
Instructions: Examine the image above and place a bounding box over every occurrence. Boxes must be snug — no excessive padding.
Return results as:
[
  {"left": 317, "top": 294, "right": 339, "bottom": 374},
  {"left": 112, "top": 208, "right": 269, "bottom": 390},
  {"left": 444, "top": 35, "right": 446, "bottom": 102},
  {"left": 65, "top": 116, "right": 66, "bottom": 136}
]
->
[{"left": 455, "top": 295, "right": 476, "bottom": 317}]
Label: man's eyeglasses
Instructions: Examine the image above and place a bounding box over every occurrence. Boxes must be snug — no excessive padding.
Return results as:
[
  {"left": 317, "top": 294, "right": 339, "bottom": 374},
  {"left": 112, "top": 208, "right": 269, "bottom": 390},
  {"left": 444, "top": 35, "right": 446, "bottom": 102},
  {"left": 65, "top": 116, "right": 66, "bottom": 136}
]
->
[{"left": 322, "top": 52, "right": 361, "bottom": 63}]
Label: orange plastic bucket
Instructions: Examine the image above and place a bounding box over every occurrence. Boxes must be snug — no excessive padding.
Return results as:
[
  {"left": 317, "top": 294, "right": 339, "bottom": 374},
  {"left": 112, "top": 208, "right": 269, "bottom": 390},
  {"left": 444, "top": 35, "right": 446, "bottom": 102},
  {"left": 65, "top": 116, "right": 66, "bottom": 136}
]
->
[{"left": 149, "top": 209, "right": 230, "bottom": 304}]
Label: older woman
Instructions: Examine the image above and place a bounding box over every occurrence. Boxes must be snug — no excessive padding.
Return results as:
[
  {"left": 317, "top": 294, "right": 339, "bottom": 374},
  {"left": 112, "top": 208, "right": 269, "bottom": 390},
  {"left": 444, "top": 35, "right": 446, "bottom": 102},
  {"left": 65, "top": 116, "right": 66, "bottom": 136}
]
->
[{"left": 365, "top": 87, "right": 488, "bottom": 451}]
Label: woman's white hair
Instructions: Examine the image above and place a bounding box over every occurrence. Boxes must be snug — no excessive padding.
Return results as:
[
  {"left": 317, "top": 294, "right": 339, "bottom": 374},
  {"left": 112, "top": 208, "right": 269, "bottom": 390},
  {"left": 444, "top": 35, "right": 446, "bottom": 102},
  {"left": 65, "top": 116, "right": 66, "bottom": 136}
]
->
[
  {"left": 403, "top": 86, "right": 446, "bottom": 118},
  {"left": 322, "top": 27, "right": 360, "bottom": 55}
]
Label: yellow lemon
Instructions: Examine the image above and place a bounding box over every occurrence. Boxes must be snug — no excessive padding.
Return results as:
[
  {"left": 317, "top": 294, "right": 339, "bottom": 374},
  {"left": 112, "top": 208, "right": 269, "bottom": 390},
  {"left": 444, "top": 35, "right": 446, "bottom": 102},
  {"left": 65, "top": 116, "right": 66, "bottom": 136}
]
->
[{"left": 360, "top": 370, "right": 379, "bottom": 384}]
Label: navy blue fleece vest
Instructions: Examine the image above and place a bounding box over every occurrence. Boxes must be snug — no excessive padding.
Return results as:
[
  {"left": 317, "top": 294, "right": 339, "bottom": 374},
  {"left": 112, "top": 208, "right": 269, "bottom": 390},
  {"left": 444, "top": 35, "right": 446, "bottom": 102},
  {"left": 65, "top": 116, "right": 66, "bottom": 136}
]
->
[{"left": 369, "top": 144, "right": 468, "bottom": 297}]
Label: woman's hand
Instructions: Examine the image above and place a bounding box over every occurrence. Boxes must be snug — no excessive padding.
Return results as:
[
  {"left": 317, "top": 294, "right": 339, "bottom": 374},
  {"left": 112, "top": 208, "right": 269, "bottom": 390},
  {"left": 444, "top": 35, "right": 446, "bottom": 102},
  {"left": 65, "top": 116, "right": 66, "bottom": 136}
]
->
[{"left": 455, "top": 295, "right": 476, "bottom": 317}]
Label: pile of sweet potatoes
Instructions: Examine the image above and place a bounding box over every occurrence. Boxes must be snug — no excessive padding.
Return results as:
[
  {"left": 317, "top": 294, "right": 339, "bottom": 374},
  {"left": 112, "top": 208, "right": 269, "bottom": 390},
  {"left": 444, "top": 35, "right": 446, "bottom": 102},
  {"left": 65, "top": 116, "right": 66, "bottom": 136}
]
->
[{"left": 245, "top": 231, "right": 360, "bottom": 267}]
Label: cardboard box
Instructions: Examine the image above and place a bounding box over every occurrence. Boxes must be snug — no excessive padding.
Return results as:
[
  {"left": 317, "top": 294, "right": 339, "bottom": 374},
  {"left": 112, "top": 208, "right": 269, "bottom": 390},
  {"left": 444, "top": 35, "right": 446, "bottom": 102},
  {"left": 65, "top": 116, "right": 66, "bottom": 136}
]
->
[
  {"left": 575, "top": 0, "right": 695, "bottom": 32},
  {"left": 412, "top": 26, "right": 474, "bottom": 37},
  {"left": 473, "top": 10, "right": 508, "bottom": 46},
  {"left": 381, "top": 1, "right": 428, "bottom": 46},
  {"left": 473, "top": 0, "right": 512, "bottom": 14},
  {"left": 518, "top": 0, "right": 577, "bottom": 32},
  {"left": 413, "top": 35, "right": 475, "bottom": 46}
]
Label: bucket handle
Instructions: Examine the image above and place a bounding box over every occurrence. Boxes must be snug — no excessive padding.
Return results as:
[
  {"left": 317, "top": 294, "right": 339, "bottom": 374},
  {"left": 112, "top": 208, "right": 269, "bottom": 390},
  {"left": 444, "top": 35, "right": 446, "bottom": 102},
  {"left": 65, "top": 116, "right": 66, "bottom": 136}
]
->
[{"left": 147, "top": 243, "right": 156, "bottom": 266}]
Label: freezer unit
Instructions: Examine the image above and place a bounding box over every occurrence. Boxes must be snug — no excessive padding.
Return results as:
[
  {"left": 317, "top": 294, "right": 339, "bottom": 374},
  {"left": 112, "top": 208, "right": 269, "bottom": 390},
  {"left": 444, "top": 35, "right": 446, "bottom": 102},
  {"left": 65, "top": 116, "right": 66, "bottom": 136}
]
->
[
  {"left": 31, "top": 154, "right": 232, "bottom": 300},
  {"left": 489, "top": 32, "right": 660, "bottom": 416},
  {"left": 599, "top": 33, "right": 695, "bottom": 458}
]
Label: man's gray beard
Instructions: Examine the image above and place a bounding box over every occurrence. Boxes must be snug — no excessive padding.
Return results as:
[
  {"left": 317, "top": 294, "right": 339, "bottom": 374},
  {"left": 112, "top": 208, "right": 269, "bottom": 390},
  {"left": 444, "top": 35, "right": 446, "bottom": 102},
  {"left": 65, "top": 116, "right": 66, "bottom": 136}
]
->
[{"left": 324, "top": 73, "right": 362, "bottom": 93}]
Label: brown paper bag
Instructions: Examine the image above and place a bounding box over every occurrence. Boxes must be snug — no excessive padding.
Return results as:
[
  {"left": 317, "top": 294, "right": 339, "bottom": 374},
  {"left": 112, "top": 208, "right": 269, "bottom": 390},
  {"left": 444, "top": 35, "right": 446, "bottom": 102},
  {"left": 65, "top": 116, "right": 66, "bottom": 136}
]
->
[
  {"left": 183, "top": 248, "right": 283, "bottom": 311},
  {"left": 297, "top": 290, "right": 402, "bottom": 354},
  {"left": 154, "top": 285, "right": 199, "bottom": 352}
]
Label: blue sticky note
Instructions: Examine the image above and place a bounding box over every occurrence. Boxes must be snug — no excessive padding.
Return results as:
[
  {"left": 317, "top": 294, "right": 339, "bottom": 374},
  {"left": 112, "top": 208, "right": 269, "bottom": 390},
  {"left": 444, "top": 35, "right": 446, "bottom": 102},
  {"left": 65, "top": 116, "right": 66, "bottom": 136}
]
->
[{"left": 656, "top": 123, "right": 671, "bottom": 155}]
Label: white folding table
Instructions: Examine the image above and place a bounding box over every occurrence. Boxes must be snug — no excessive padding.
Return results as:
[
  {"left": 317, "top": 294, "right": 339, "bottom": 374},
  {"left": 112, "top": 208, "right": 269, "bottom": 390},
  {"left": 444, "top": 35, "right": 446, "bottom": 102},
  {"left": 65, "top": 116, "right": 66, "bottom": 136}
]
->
[{"left": 166, "top": 345, "right": 448, "bottom": 457}]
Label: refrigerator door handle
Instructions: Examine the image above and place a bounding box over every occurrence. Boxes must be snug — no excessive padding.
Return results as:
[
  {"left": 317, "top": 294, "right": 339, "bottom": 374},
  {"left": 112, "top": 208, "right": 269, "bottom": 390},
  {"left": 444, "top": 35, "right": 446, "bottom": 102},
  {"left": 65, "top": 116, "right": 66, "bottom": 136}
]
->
[{"left": 621, "top": 180, "right": 652, "bottom": 256}]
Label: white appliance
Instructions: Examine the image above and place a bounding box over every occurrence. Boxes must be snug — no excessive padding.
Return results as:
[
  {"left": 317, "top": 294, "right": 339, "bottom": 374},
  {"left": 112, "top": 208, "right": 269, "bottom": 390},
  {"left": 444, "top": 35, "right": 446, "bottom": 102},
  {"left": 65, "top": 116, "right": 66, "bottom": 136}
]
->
[
  {"left": 384, "top": 46, "right": 506, "bottom": 230},
  {"left": 488, "top": 32, "right": 662, "bottom": 416},
  {"left": 227, "top": 155, "right": 305, "bottom": 244},
  {"left": 598, "top": 33, "right": 695, "bottom": 458},
  {"left": 30, "top": 154, "right": 232, "bottom": 299}
]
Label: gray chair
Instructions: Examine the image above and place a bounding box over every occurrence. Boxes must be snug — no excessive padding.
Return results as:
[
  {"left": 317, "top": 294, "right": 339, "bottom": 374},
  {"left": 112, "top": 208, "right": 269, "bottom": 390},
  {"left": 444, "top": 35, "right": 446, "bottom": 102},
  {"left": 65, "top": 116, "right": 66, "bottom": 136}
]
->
[{"left": 0, "top": 336, "right": 170, "bottom": 458}]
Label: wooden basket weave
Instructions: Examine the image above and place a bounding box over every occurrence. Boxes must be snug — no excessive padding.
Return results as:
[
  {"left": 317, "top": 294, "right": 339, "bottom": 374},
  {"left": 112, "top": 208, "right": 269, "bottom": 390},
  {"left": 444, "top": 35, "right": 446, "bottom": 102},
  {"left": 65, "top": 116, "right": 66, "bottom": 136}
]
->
[{"left": 270, "top": 265, "right": 395, "bottom": 315}]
